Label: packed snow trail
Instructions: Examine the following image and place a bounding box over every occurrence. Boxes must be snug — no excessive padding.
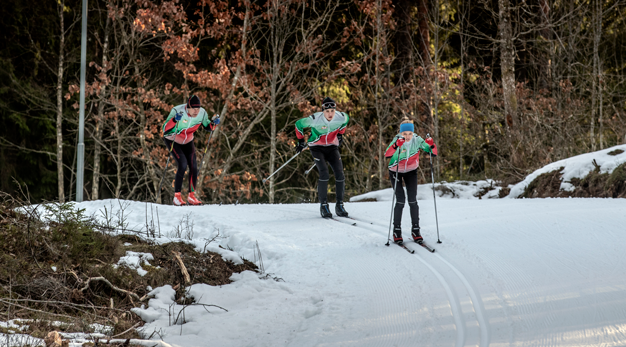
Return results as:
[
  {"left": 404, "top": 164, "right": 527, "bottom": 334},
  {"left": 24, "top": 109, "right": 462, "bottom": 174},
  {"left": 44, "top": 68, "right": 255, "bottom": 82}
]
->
[
  {"left": 346, "top": 214, "right": 489, "bottom": 347},
  {"left": 74, "top": 197, "right": 626, "bottom": 347}
]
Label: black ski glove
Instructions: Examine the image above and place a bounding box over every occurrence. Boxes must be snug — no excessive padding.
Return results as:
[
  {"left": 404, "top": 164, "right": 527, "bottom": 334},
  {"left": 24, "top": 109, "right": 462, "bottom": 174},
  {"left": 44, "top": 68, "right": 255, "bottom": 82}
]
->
[
  {"left": 296, "top": 139, "right": 306, "bottom": 154},
  {"left": 337, "top": 134, "right": 343, "bottom": 148}
]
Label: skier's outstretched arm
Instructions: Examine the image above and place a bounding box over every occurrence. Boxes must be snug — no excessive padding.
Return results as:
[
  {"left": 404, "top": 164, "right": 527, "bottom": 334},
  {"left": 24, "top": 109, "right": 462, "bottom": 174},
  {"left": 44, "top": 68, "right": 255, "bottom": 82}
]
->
[{"left": 385, "top": 135, "right": 405, "bottom": 158}]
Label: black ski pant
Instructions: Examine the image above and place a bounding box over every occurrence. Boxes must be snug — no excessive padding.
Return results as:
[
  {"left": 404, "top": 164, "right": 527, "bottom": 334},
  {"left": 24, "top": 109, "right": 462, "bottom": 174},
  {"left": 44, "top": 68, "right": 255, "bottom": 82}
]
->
[
  {"left": 164, "top": 138, "right": 198, "bottom": 193},
  {"left": 389, "top": 169, "right": 419, "bottom": 228},
  {"left": 310, "top": 145, "right": 345, "bottom": 204}
]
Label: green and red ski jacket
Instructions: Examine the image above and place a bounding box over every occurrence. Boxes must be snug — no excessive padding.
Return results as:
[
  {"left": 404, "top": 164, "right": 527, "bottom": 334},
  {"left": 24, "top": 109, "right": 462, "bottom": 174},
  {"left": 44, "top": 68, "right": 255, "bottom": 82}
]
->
[
  {"left": 385, "top": 134, "right": 437, "bottom": 173},
  {"left": 162, "top": 104, "right": 211, "bottom": 144},
  {"left": 295, "top": 111, "right": 349, "bottom": 147}
]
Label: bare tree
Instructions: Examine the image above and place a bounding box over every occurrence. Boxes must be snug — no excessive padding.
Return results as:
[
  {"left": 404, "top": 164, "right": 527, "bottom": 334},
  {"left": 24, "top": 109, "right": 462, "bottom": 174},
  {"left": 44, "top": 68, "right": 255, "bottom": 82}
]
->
[
  {"left": 55, "top": 0, "right": 67, "bottom": 203},
  {"left": 91, "top": 11, "right": 111, "bottom": 200},
  {"left": 498, "top": 0, "right": 517, "bottom": 142},
  {"left": 211, "top": 0, "right": 351, "bottom": 203}
]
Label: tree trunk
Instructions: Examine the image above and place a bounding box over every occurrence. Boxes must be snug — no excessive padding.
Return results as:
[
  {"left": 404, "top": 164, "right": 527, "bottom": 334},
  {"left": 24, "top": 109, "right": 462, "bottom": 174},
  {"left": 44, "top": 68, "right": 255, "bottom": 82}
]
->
[
  {"left": 268, "top": 1, "right": 279, "bottom": 204},
  {"left": 196, "top": 7, "right": 248, "bottom": 195},
  {"left": 115, "top": 116, "right": 122, "bottom": 198},
  {"left": 591, "top": 0, "right": 601, "bottom": 151},
  {"left": 498, "top": 0, "right": 517, "bottom": 145},
  {"left": 538, "top": 0, "right": 551, "bottom": 91},
  {"left": 56, "top": 0, "right": 65, "bottom": 203},
  {"left": 196, "top": 65, "right": 240, "bottom": 193},
  {"left": 375, "top": 0, "right": 385, "bottom": 189},
  {"left": 394, "top": 0, "right": 413, "bottom": 83},
  {"left": 92, "top": 16, "right": 110, "bottom": 200},
  {"left": 269, "top": 101, "right": 277, "bottom": 203},
  {"left": 416, "top": 0, "right": 431, "bottom": 130},
  {"left": 432, "top": 0, "right": 440, "bottom": 179},
  {"left": 416, "top": 0, "right": 430, "bottom": 66},
  {"left": 458, "top": 0, "right": 465, "bottom": 180},
  {"left": 134, "top": 64, "right": 161, "bottom": 202}
]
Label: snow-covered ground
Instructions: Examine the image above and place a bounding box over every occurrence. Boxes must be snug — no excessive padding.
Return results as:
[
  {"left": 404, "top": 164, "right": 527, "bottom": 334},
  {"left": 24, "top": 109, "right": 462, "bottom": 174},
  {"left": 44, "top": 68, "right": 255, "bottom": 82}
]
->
[
  {"left": 66, "top": 192, "right": 626, "bottom": 347},
  {"left": 6, "top": 144, "right": 626, "bottom": 347}
]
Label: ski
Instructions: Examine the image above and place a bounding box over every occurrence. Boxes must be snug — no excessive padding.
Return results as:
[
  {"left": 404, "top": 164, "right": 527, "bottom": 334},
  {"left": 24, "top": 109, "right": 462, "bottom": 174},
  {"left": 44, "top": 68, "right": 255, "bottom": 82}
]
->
[
  {"left": 391, "top": 242, "right": 415, "bottom": 254},
  {"left": 324, "top": 216, "right": 356, "bottom": 226},
  {"left": 338, "top": 216, "right": 374, "bottom": 225},
  {"left": 416, "top": 241, "right": 436, "bottom": 253}
]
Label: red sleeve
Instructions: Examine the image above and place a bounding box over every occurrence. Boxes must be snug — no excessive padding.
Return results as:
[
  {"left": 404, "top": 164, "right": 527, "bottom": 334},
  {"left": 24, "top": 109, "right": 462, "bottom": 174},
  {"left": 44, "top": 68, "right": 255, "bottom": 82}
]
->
[
  {"left": 384, "top": 145, "right": 397, "bottom": 158},
  {"left": 430, "top": 144, "right": 438, "bottom": 156},
  {"left": 295, "top": 126, "right": 305, "bottom": 140},
  {"left": 163, "top": 118, "right": 177, "bottom": 133}
]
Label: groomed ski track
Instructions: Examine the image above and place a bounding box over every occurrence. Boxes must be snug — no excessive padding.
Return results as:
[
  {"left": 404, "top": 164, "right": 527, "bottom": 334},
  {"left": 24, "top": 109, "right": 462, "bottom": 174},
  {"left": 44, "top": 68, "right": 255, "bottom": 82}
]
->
[
  {"left": 75, "top": 198, "right": 626, "bottom": 347},
  {"left": 329, "top": 214, "right": 490, "bottom": 347}
]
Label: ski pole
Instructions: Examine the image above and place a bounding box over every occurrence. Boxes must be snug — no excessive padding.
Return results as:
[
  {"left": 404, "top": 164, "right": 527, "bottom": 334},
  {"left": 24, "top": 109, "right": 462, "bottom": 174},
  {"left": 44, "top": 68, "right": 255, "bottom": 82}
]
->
[
  {"left": 198, "top": 114, "right": 221, "bottom": 171},
  {"left": 262, "top": 146, "right": 307, "bottom": 184},
  {"left": 385, "top": 138, "right": 403, "bottom": 246},
  {"left": 427, "top": 133, "right": 442, "bottom": 244},
  {"left": 304, "top": 162, "right": 316, "bottom": 175},
  {"left": 157, "top": 118, "right": 180, "bottom": 202}
]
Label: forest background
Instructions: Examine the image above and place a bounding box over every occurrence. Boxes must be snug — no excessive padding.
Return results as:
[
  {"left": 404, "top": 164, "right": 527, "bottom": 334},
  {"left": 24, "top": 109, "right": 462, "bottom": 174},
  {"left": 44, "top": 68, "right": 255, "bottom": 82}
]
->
[{"left": 1, "top": 0, "right": 625, "bottom": 204}]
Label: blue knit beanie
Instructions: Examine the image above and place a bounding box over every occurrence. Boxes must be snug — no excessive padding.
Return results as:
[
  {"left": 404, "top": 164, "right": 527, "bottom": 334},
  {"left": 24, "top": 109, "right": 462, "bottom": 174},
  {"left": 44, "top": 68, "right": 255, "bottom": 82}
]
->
[{"left": 399, "top": 122, "right": 414, "bottom": 133}]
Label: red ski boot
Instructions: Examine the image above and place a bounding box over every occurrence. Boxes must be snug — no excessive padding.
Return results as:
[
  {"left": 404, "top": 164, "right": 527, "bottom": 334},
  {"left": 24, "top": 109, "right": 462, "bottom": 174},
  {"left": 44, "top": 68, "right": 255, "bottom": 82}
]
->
[
  {"left": 187, "top": 192, "right": 202, "bottom": 205},
  {"left": 412, "top": 225, "right": 423, "bottom": 243},
  {"left": 173, "top": 192, "right": 186, "bottom": 206},
  {"left": 393, "top": 226, "right": 403, "bottom": 245}
]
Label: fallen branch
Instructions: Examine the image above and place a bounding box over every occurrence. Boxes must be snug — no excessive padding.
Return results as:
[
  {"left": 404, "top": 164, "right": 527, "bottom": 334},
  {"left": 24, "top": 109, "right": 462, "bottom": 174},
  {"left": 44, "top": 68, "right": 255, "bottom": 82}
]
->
[
  {"left": 139, "top": 293, "right": 153, "bottom": 302},
  {"left": 0, "top": 298, "right": 111, "bottom": 322},
  {"left": 173, "top": 303, "right": 228, "bottom": 325},
  {"left": 172, "top": 252, "right": 190, "bottom": 284},
  {"left": 1, "top": 298, "right": 129, "bottom": 312},
  {"left": 80, "top": 277, "right": 141, "bottom": 302},
  {"left": 111, "top": 322, "right": 142, "bottom": 338}
]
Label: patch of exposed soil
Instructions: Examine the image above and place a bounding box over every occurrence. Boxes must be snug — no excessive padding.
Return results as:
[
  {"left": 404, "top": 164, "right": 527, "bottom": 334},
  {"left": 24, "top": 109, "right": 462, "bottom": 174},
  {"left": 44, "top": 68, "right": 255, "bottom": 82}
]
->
[
  {"left": 519, "top": 162, "right": 626, "bottom": 198},
  {"left": 0, "top": 194, "right": 257, "bottom": 341}
]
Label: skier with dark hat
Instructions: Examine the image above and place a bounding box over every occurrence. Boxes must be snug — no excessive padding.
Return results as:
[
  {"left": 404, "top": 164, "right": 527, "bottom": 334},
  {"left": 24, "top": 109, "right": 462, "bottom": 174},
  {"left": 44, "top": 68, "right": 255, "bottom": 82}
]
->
[
  {"left": 385, "top": 116, "right": 438, "bottom": 244},
  {"left": 295, "top": 97, "right": 350, "bottom": 218},
  {"left": 162, "top": 95, "right": 220, "bottom": 206}
]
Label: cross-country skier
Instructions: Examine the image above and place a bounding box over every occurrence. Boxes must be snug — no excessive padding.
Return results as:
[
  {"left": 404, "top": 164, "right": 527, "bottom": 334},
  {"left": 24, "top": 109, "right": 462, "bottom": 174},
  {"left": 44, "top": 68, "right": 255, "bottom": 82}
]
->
[
  {"left": 162, "top": 95, "right": 220, "bottom": 206},
  {"left": 295, "top": 97, "right": 350, "bottom": 218},
  {"left": 385, "top": 117, "right": 438, "bottom": 244}
]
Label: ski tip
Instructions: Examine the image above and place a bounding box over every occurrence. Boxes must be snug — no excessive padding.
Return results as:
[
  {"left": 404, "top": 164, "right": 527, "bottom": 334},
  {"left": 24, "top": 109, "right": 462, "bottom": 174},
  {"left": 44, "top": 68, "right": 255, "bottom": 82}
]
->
[{"left": 351, "top": 223, "right": 357, "bottom": 226}]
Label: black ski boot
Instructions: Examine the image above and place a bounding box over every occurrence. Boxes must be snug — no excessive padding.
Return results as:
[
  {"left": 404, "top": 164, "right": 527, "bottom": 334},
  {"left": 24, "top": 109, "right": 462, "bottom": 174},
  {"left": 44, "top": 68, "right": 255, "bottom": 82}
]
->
[
  {"left": 411, "top": 224, "right": 423, "bottom": 243},
  {"left": 320, "top": 203, "right": 332, "bottom": 218},
  {"left": 393, "top": 225, "right": 403, "bottom": 244},
  {"left": 335, "top": 201, "right": 349, "bottom": 217}
]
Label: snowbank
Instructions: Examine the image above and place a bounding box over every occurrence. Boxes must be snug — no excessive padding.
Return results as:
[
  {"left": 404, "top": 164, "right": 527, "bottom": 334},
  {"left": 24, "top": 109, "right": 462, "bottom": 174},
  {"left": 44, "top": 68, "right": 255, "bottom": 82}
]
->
[
  {"left": 507, "top": 144, "right": 626, "bottom": 198},
  {"left": 73, "top": 199, "right": 245, "bottom": 265},
  {"left": 115, "top": 251, "right": 155, "bottom": 276},
  {"left": 350, "top": 179, "right": 507, "bottom": 202}
]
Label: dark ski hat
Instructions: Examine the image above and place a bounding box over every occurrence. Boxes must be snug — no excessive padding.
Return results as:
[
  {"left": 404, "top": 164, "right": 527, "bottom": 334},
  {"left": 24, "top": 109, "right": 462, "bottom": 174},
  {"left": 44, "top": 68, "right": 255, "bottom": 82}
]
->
[
  {"left": 322, "top": 97, "right": 336, "bottom": 110},
  {"left": 187, "top": 95, "right": 201, "bottom": 109}
]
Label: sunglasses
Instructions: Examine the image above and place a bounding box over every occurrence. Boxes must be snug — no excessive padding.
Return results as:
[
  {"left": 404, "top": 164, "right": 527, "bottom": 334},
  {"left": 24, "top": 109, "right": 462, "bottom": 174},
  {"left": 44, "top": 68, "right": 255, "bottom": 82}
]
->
[{"left": 322, "top": 102, "right": 336, "bottom": 110}]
